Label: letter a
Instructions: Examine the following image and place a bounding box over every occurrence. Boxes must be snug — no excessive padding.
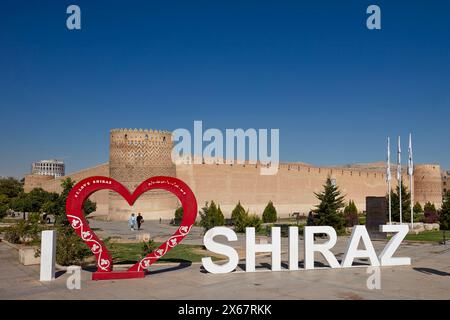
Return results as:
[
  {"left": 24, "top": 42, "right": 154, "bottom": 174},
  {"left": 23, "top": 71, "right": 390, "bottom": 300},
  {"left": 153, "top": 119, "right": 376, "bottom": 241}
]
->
[
  {"left": 66, "top": 5, "right": 81, "bottom": 30},
  {"left": 366, "top": 5, "right": 381, "bottom": 30}
]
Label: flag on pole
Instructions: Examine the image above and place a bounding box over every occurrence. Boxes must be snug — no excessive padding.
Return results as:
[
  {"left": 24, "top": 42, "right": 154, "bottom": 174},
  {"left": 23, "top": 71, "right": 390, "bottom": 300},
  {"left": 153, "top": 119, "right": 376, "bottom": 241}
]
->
[
  {"left": 386, "top": 137, "right": 391, "bottom": 182},
  {"left": 408, "top": 133, "right": 413, "bottom": 176},
  {"left": 397, "top": 136, "right": 402, "bottom": 180}
]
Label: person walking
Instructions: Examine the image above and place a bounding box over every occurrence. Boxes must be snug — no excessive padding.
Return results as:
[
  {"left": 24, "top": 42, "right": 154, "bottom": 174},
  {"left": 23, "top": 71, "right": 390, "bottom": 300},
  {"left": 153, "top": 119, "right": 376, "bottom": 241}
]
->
[
  {"left": 137, "top": 213, "right": 144, "bottom": 230},
  {"left": 307, "top": 211, "right": 316, "bottom": 241},
  {"left": 129, "top": 213, "right": 137, "bottom": 231}
]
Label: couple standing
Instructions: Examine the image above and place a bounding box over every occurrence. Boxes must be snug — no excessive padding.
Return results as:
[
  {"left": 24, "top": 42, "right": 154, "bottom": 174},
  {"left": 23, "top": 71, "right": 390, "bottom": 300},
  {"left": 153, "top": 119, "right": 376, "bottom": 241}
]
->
[{"left": 129, "top": 213, "right": 144, "bottom": 231}]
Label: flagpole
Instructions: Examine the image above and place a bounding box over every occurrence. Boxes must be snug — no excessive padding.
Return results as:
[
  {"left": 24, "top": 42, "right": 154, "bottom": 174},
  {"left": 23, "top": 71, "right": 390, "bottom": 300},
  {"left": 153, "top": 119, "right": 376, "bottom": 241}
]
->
[
  {"left": 398, "top": 136, "right": 402, "bottom": 224},
  {"left": 387, "top": 137, "right": 392, "bottom": 224},
  {"left": 408, "top": 133, "right": 414, "bottom": 230},
  {"left": 409, "top": 173, "right": 413, "bottom": 228}
]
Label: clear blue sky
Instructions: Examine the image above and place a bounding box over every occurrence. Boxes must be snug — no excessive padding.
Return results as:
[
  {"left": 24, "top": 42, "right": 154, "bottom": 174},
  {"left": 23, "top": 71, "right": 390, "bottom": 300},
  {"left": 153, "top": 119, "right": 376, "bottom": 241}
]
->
[{"left": 1, "top": 0, "right": 449, "bottom": 178}]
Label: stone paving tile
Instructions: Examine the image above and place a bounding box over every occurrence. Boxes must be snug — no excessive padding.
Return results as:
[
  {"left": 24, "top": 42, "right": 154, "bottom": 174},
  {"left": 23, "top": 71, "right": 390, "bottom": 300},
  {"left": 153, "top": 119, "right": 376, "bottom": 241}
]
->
[{"left": 1, "top": 237, "right": 450, "bottom": 299}]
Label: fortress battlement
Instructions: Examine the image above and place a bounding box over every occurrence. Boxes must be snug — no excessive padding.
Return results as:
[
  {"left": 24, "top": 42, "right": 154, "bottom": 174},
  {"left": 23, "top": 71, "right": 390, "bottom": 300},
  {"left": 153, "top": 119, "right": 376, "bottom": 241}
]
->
[
  {"left": 24, "top": 128, "right": 444, "bottom": 220},
  {"left": 110, "top": 128, "right": 172, "bottom": 135}
]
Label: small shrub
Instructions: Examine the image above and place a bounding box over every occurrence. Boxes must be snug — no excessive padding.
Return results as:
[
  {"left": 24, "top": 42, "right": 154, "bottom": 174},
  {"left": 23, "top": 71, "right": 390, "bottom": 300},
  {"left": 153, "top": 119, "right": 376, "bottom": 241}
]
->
[
  {"left": 262, "top": 201, "right": 277, "bottom": 223},
  {"left": 246, "top": 214, "right": 262, "bottom": 232},
  {"left": 424, "top": 211, "right": 439, "bottom": 224},
  {"left": 56, "top": 226, "right": 92, "bottom": 266},
  {"left": 424, "top": 202, "right": 437, "bottom": 214},
  {"left": 3, "top": 213, "right": 43, "bottom": 245},
  {"left": 141, "top": 238, "right": 157, "bottom": 257},
  {"left": 343, "top": 200, "right": 358, "bottom": 227},
  {"left": 233, "top": 204, "right": 262, "bottom": 233},
  {"left": 4, "top": 226, "right": 21, "bottom": 244},
  {"left": 358, "top": 215, "right": 366, "bottom": 225}
]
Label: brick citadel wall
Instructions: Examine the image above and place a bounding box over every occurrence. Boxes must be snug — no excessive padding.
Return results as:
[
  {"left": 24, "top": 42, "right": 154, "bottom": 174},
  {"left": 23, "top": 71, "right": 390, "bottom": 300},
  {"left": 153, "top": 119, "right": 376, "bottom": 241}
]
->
[{"left": 23, "top": 129, "right": 444, "bottom": 220}]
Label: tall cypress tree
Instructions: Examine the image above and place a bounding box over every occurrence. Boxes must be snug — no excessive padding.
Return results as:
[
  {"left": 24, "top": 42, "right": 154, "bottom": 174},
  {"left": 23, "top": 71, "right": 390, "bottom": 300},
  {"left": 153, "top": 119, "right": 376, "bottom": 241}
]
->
[
  {"left": 262, "top": 201, "right": 277, "bottom": 223},
  {"left": 199, "top": 201, "right": 224, "bottom": 232},
  {"left": 232, "top": 201, "right": 248, "bottom": 232},
  {"left": 313, "top": 177, "right": 346, "bottom": 234}
]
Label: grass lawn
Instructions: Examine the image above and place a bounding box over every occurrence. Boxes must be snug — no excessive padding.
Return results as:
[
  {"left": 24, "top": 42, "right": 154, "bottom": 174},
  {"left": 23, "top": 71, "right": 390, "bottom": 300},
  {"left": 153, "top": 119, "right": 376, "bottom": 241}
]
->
[
  {"left": 404, "top": 230, "right": 447, "bottom": 243},
  {"left": 109, "top": 242, "right": 219, "bottom": 265}
]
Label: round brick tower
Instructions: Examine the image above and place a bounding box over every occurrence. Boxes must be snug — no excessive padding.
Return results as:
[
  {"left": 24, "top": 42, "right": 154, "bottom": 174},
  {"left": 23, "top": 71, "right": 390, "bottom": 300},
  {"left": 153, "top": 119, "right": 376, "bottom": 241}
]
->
[
  {"left": 413, "top": 164, "right": 443, "bottom": 208},
  {"left": 109, "top": 128, "right": 178, "bottom": 220}
]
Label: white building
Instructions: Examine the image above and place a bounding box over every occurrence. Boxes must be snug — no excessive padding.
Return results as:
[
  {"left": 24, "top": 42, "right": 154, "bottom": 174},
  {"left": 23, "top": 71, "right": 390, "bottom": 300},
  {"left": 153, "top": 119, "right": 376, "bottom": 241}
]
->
[{"left": 31, "top": 160, "right": 65, "bottom": 178}]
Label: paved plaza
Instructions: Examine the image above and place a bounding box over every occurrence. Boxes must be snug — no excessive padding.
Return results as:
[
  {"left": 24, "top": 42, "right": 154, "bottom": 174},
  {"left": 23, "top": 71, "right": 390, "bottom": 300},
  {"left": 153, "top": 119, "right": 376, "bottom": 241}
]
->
[{"left": 1, "top": 221, "right": 450, "bottom": 300}]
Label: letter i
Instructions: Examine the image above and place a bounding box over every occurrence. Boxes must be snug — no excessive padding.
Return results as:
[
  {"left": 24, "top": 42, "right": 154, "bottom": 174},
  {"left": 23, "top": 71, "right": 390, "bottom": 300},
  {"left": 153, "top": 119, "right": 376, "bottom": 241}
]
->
[{"left": 289, "top": 226, "right": 299, "bottom": 270}]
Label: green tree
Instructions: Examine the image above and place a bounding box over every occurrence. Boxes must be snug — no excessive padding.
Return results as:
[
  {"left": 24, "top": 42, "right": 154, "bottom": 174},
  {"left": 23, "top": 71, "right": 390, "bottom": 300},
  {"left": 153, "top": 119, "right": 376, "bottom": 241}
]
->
[
  {"left": 0, "top": 204, "right": 8, "bottom": 219},
  {"left": 217, "top": 205, "right": 225, "bottom": 225},
  {"left": 199, "top": 201, "right": 225, "bottom": 232},
  {"left": 389, "top": 181, "right": 411, "bottom": 222},
  {"left": 413, "top": 201, "right": 424, "bottom": 221},
  {"left": 313, "top": 177, "right": 346, "bottom": 234},
  {"left": 262, "top": 201, "right": 277, "bottom": 223},
  {"left": 27, "top": 188, "right": 58, "bottom": 213},
  {"left": 231, "top": 201, "right": 246, "bottom": 227},
  {"left": 424, "top": 201, "right": 437, "bottom": 214},
  {"left": 174, "top": 206, "right": 183, "bottom": 225},
  {"left": 54, "top": 178, "right": 96, "bottom": 225},
  {"left": 9, "top": 192, "right": 32, "bottom": 213},
  {"left": 439, "top": 191, "right": 450, "bottom": 230},
  {"left": 413, "top": 202, "right": 423, "bottom": 214},
  {"left": 53, "top": 178, "right": 96, "bottom": 265},
  {"left": 0, "top": 177, "right": 23, "bottom": 199},
  {"left": 343, "top": 200, "right": 358, "bottom": 227},
  {"left": 423, "top": 201, "right": 439, "bottom": 223},
  {"left": 0, "top": 194, "right": 9, "bottom": 205},
  {"left": 41, "top": 200, "right": 59, "bottom": 216},
  {"left": 0, "top": 194, "right": 10, "bottom": 218}
]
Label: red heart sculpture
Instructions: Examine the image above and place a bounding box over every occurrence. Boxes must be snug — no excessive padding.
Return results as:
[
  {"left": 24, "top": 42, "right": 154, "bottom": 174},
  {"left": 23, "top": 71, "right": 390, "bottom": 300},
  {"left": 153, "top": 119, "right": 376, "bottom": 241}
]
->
[{"left": 65, "top": 176, "right": 197, "bottom": 280}]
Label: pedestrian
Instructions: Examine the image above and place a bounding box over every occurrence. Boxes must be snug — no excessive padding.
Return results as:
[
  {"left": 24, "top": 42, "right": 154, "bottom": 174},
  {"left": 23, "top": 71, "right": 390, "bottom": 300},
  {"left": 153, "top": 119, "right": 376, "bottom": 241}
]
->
[
  {"left": 307, "top": 211, "right": 315, "bottom": 226},
  {"left": 137, "top": 213, "right": 144, "bottom": 230},
  {"left": 307, "top": 211, "right": 316, "bottom": 240},
  {"left": 129, "top": 213, "right": 137, "bottom": 231}
]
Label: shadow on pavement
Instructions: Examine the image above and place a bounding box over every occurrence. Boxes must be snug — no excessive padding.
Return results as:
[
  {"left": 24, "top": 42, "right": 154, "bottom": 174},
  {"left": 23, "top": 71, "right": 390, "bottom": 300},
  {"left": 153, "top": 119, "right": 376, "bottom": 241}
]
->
[
  {"left": 413, "top": 267, "right": 450, "bottom": 276},
  {"left": 78, "top": 261, "right": 193, "bottom": 276},
  {"left": 147, "top": 261, "right": 192, "bottom": 275}
]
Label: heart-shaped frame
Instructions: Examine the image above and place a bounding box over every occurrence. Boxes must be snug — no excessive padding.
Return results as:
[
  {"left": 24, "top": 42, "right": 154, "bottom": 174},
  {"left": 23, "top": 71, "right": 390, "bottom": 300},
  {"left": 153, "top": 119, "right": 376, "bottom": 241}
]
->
[{"left": 65, "top": 176, "right": 197, "bottom": 280}]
